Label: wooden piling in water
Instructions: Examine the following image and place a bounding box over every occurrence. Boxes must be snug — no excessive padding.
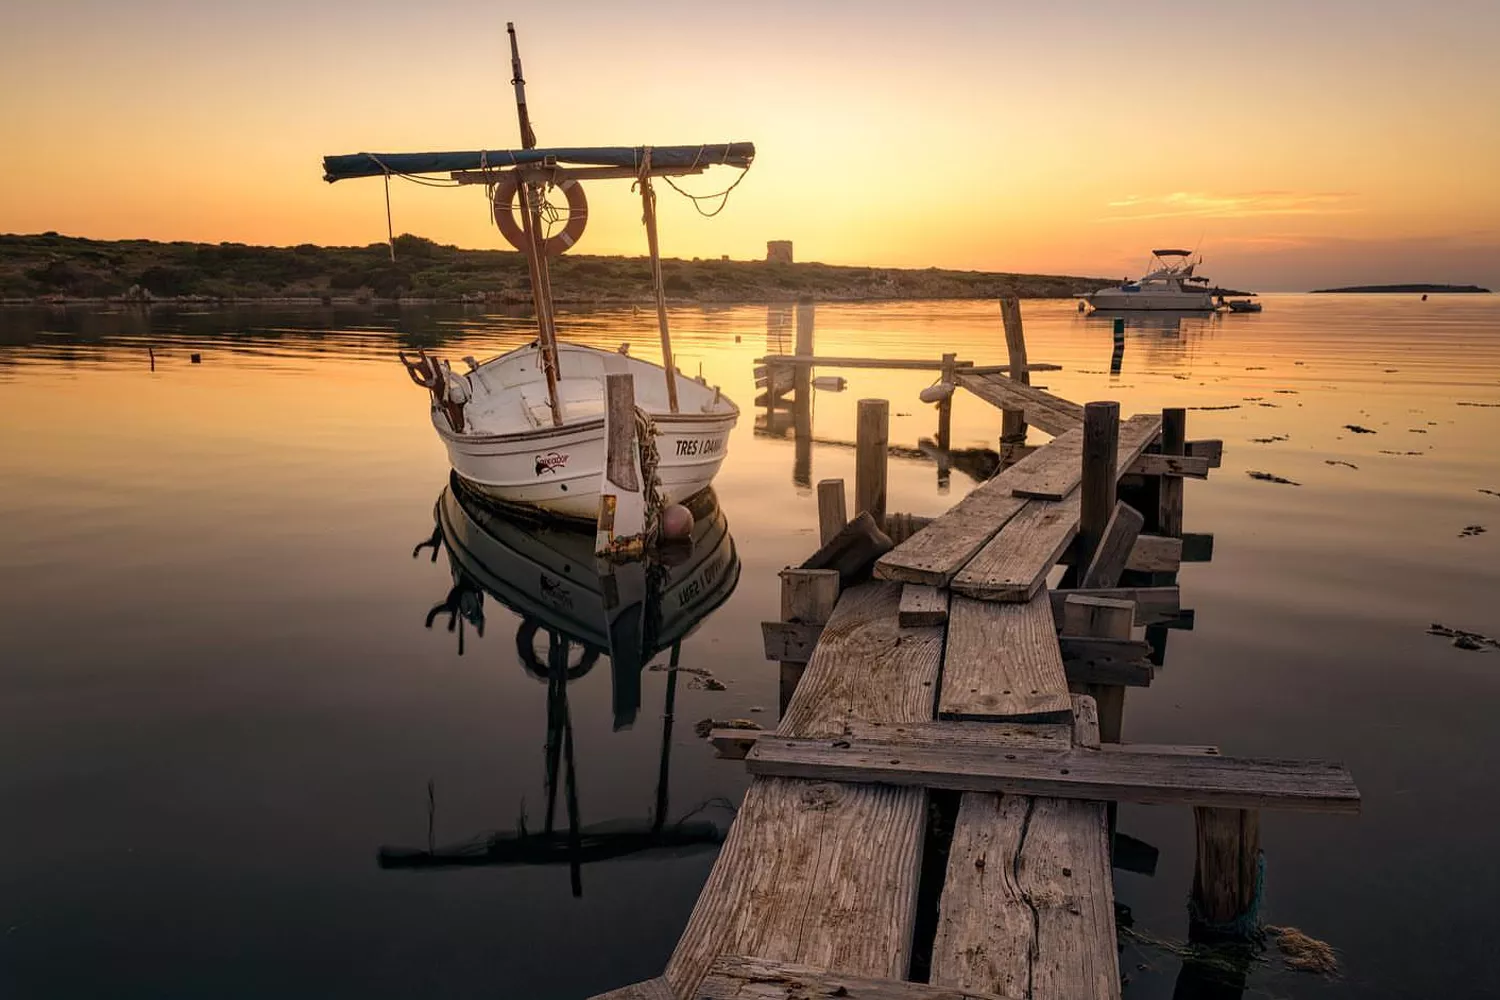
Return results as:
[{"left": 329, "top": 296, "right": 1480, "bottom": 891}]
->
[
  {"left": 816, "top": 479, "right": 848, "bottom": 547},
  {"left": 936, "top": 352, "right": 956, "bottom": 453},
  {"left": 1077, "top": 401, "right": 1121, "bottom": 574},
  {"left": 855, "top": 399, "right": 889, "bottom": 530},
  {"left": 1159, "top": 407, "right": 1186, "bottom": 538},
  {"left": 999, "top": 297, "right": 1029, "bottom": 462},
  {"left": 1191, "top": 806, "right": 1263, "bottom": 941}
]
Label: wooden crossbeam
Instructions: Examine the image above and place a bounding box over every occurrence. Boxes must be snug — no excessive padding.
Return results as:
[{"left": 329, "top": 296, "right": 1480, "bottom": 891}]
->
[
  {"left": 745, "top": 737, "right": 1361, "bottom": 813},
  {"left": 1185, "top": 439, "right": 1223, "bottom": 467},
  {"left": 1131, "top": 453, "right": 1211, "bottom": 479},
  {"left": 710, "top": 717, "right": 1073, "bottom": 761},
  {"left": 1048, "top": 587, "right": 1181, "bottom": 626},
  {"left": 698, "top": 955, "right": 1021, "bottom": 1000},
  {"left": 954, "top": 373, "right": 1084, "bottom": 436}
]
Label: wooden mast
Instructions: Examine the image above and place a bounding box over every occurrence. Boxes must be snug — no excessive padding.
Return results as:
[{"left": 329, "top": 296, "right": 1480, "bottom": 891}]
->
[
  {"left": 507, "top": 22, "right": 563, "bottom": 426},
  {"left": 638, "top": 172, "right": 680, "bottom": 413}
]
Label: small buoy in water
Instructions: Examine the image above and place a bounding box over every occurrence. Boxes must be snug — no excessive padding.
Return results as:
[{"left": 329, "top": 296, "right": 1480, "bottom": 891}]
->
[
  {"left": 661, "top": 503, "right": 695, "bottom": 540},
  {"left": 1078, "top": 300, "right": 1086, "bottom": 313},
  {"left": 190, "top": 353, "right": 202, "bottom": 364}
]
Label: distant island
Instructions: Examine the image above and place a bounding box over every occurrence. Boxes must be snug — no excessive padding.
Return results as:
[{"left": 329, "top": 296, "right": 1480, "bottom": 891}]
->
[
  {"left": 1310, "top": 283, "right": 1491, "bottom": 294},
  {"left": 0, "top": 233, "right": 1115, "bottom": 305}
]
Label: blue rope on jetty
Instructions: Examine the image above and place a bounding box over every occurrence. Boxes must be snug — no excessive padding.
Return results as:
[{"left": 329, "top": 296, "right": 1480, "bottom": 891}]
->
[{"left": 1188, "top": 851, "right": 1266, "bottom": 941}]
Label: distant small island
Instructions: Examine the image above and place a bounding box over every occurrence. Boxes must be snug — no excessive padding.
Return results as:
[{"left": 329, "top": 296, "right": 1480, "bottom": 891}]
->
[
  {"left": 1310, "top": 283, "right": 1491, "bottom": 294},
  {"left": 0, "top": 233, "right": 1115, "bottom": 306}
]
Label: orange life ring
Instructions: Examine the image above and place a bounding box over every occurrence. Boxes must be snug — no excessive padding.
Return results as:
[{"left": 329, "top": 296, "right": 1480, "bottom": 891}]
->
[{"left": 491, "top": 174, "right": 588, "bottom": 256}]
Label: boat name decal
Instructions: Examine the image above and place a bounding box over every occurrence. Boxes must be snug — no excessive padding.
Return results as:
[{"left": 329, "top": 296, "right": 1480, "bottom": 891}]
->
[
  {"left": 675, "top": 436, "right": 725, "bottom": 458},
  {"left": 534, "top": 451, "right": 569, "bottom": 475},
  {"left": 677, "top": 551, "right": 729, "bottom": 608}
]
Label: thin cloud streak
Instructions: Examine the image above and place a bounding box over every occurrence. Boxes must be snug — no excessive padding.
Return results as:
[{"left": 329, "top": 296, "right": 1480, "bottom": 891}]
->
[{"left": 1100, "top": 190, "right": 1361, "bottom": 222}]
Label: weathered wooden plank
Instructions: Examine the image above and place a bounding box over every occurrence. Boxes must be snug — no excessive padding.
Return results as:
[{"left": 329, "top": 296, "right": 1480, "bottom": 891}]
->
[
  {"left": 776, "top": 569, "right": 840, "bottom": 712},
  {"left": 1185, "top": 438, "right": 1223, "bottom": 468},
  {"left": 951, "top": 498, "right": 1080, "bottom": 602},
  {"left": 1005, "top": 429, "right": 1084, "bottom": 499},
  {"left": 1129, "top": 453, "right": 1211, "bottom": 479},
  {"left": 746, "top": 738, "right": 1362, "bottom": 814},
  {"left": 801, "top": 511, "right": 894, "bottom": 586},
  {"left": 1080, "top": 501, "right": 1146, "bottom": 589},
  {"left": 697, "top": 955, "right": 1020, "bottom": 1000},
  {"left": 930, "top": 698, "right": 1118, "bottom": 1000},
  {"left": 1128, "top": 535, "right": 1183, "bottom": 573},
  {"left": 1063, "top": 655, "right": 1153, "bottom": 688},
  {"left": 1059, "top": 636, "right": 1152, "bottom": 663},
  {"left": 761, "top": 620, "right": 823, "bottom": 664},
  {"left": 1049, "top": 587, "right": 1180, "bottom": 626},
  {"left": 953, "top": 417, "right": 1163, "bottom": 602},
  {"left": 898, "top": 584, "right": 949, "bottom": 627},
  {"left": 856, "top": 399, "right": 890, "bottom": 529},
  {"left": 956, "top": 372, "right": 1083, "bottom": 437},
  {"left": 666, "top": 582, "right": 942, "bottom": 997},
  {"left": 588, "top": 976, "right": 675, "bottom": 1000},
  {"left": 708, "top": 717, "right": 1072, "bottom": 762},
  {"left": 939, "top": 591, "right": 1071, "bottom": 719},
  {"left": 1061, "top": 595, "right": 1135, "bottom": 638},
  {"left": 872, "top": 477, "right": 1029, "bottom": 586}
]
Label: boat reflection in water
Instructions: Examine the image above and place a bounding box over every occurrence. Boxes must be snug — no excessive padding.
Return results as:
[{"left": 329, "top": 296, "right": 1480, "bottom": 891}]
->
[{"left": 382, "top": 474, "right": 740, "bottom": 894}]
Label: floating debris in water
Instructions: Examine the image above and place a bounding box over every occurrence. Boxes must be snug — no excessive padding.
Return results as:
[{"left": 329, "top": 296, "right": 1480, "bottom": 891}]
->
[
  {"left": 1460, "top": 524, "right": 1487, "bottom": 538},
  {"left": 1409, "top": 428, "right": 1428, "bottom": 434},
  {"left": 1458, "top": 401, "right": 1500, "bottom": 407},
  {"left": 652, "top": 662, "right": 727, "bottom": 689},
  {"left": 1274, "top": 389, "right": 1299, "bottom": 394},
  {"left": 1251, "top": 435, "right": 1289, "bottom": 444},
  {"left": 1266, "top": 926, "right": 1339, "bottom": 975},
  {"left": 1245, "top": 366, "right": 1266, "bottom": 371},
  {"left": 1325, "top": 460, "right": 1359, "bottom": 469},
  {"left": 694, "top": 718, "right": 762, "bottom": 739},
  {"left": 1427, "top": 623, "right": 1500, "bottom": 651},
  {"left": 690, "top": 675, "right": 727, "bottom": 691},
  {"left": 1242, "top": 396, "right": 1264, "bottom": 401},
  {"left": 1172, "top": 374, "right": 1190, "bottom": 380},
  {"left": 1480, "top": 489, "right": 1500, "bottom": 498},
  {"left": 1378, "top": 450, "right": 1425, "bottom": 456},
  {"left": 1248, "top": 471, "right": 1300, "bottom": 485},
  {"left": 1258, "top": 402, "right": 1280, "bottom": 408},
  {"left": 1383, "top": 368, "right": 1399, "bottom": 373},
  {"left": 1344, "top": 424, "right": 1376, "bottom": 434},
  {"left": 1190, "top": 404, "right": 1241, "bottom": 411}
]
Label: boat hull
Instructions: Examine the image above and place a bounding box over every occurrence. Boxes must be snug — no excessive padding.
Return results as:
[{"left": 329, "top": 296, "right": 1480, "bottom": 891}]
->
[
  {"left": 1088, "top": 289, "right": 1214, "bottom": 311},
  {"left": 442, "top": 409, "right": 736, "bottom": 521}
]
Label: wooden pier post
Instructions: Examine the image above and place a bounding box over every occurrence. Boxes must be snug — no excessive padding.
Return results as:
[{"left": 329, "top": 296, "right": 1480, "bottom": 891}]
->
[
  {"left": 936, "top": 352, "right": 956, "bottom": 452},
  {"left": 1077, "top": 401, "right": 1121, "bottom": 573},
  {"left": 777, "top": 568, "right": 840, "bottom": 714},
  {"left": 1110, "top": 317, "right": 1125, "bottom": 375},
  {"left": 817, "top": 479, "right": 848, "bottom": 547},
  {"left": 1159, "top": 407, "right": 1187, "bottom": 538},
  {"left": 999, "top": 298, "right": 1029, "bottom": 464},
  {"left": 855, "top": 398, "right": 889, "bottom": 530},
  {"left": 1190, "top": 806, "right": 1263, "bottom": 941},
  {"left": 792, "top": 300, "right": 815, "bottom": 488}
]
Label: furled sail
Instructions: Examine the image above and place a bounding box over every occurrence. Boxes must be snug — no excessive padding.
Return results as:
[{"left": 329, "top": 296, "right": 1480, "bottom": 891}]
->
[{"left": 322, "top": 143, "right": 755, "bottom": 182}]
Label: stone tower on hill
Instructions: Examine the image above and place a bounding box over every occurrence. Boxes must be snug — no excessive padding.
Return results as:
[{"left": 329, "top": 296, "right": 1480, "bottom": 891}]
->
[{"left": 766, "top": 240, "right": 793, "bottom": 264}]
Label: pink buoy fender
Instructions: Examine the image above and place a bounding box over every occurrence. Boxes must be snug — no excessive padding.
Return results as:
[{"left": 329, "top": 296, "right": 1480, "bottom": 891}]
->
[{"left": 491, "top": 174, "right": 588, "bottom": 256}]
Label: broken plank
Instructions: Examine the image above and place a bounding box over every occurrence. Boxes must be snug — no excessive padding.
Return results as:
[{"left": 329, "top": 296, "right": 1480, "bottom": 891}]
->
[
  {"left": 1130, "top": 453, "right": 1211, "bottom": 479},
  {"left": 760, "top": 621, "right": 822, "bottom": 663},
  {"left": 802, "top": 510, "right": 894, "bottom": 586},
  {"left": 1185, "top": 438, "right": 1223, "bottom": 467},
  {"left": 952, "top": 498, "right": 1079, "bottom": 602},
  {"left": 1080, "top": 501, "right": 1146, "bottom": 588},
  {"left": 665, "top": 582, "right": 942, "bottom": 997},
  {"left": 746, "top": 738, "right": 1362, "bottom": 814},
  {"left": 1049, "top": 587, "right": 1180, "bottom": 626},
  {"left": 1061, "top": 595, "right": 1135, "bottom": 637},
  {"left": 899, "top": 584, "right": 949, "bottom": 627},
  {"left": 954, "top": 372, "right": 1084, "bottom": 436},
  {"left": 1060, "top": 636, "right": 1154, "bottom": 688},
  {"left": 697, "top": 955, "right": 1021, "bottom": 1000},
  {"left": 1128, "top": 535, "right": 1183, "bottom": 573},
  {"left": 939, "top": 591, "right": 1071, "bottom": 720}
]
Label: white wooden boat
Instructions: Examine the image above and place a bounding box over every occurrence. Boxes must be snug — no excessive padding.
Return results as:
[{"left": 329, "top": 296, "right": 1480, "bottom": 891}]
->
[
  {"left": 323, "top": 24, "right": 752, "bottom": 523},
  {"left": 407, "top": 342, "right": 737, "bottom": 521}
]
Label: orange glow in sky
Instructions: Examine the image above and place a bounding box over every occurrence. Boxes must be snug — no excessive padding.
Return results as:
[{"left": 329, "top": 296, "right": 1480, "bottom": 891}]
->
[{"left": 2, "top": 0, "right": 1497, "bottom": 290}]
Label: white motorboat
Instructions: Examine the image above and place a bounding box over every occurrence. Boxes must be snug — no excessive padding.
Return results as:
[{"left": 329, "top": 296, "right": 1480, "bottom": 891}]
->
[
  {"left": 404, "top": 342, "right": 737, "bottom": 520},
  {"left": 1084, "top": 249, "right": 1216, "bottom": 311},
  {"left": 323, "top": 24, "right": 752, "bottom": 523}
]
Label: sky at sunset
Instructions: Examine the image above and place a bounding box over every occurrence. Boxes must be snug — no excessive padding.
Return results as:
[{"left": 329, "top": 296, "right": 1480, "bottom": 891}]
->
[{"left": 2, "top": 0, "right": 1497, "bottom": 290}]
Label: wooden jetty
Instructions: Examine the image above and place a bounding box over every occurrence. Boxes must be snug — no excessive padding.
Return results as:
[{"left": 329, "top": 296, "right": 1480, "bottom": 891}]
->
[{"left": 591, "top": 299, "right": 1359, "bottom": 1000}]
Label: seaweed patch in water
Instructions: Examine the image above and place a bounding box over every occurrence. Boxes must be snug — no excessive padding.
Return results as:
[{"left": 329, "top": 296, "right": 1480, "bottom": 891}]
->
[
  {"left": 1344, "top": 424, "right": 1376, "bottom": 434},
  {"left": 1378, "top": 450, "right": 1424, "bottom": 456},
  {"left": 1481, "top": 489, "right": 1500, "bottom": 498},
  {"left": 1248, "top": 471, "right": 1300, "bottom": 485},
  {"left": 1190, "top": 404, "right": 1241, "bottom": 411},
  {"left": 1325, "top": 460, "right": 1359, "bottom": 469},
  {"left": 1251, "top": 435, "right": 1289, "bottom": 444},
  {"left": 1266, "top": 926, "right": 1340, "bottom": 976},
  {"left": 1457, "top": 401, "right": 1500, "bottom": 407},
  {"left": 1274, "top": 389, "right": 1299, "bottom": 394},
  {"left": 1460, "top": 524, "right": 1487, "bottom": 538},
  {"left": 1427, "top": 623, "right": 1500, "bottom": 651}
]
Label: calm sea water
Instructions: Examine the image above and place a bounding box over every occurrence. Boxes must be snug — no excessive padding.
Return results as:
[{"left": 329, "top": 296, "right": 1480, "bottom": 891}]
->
[{"left": 2, "top": 296, "right": 1498, "bottom": 999}]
